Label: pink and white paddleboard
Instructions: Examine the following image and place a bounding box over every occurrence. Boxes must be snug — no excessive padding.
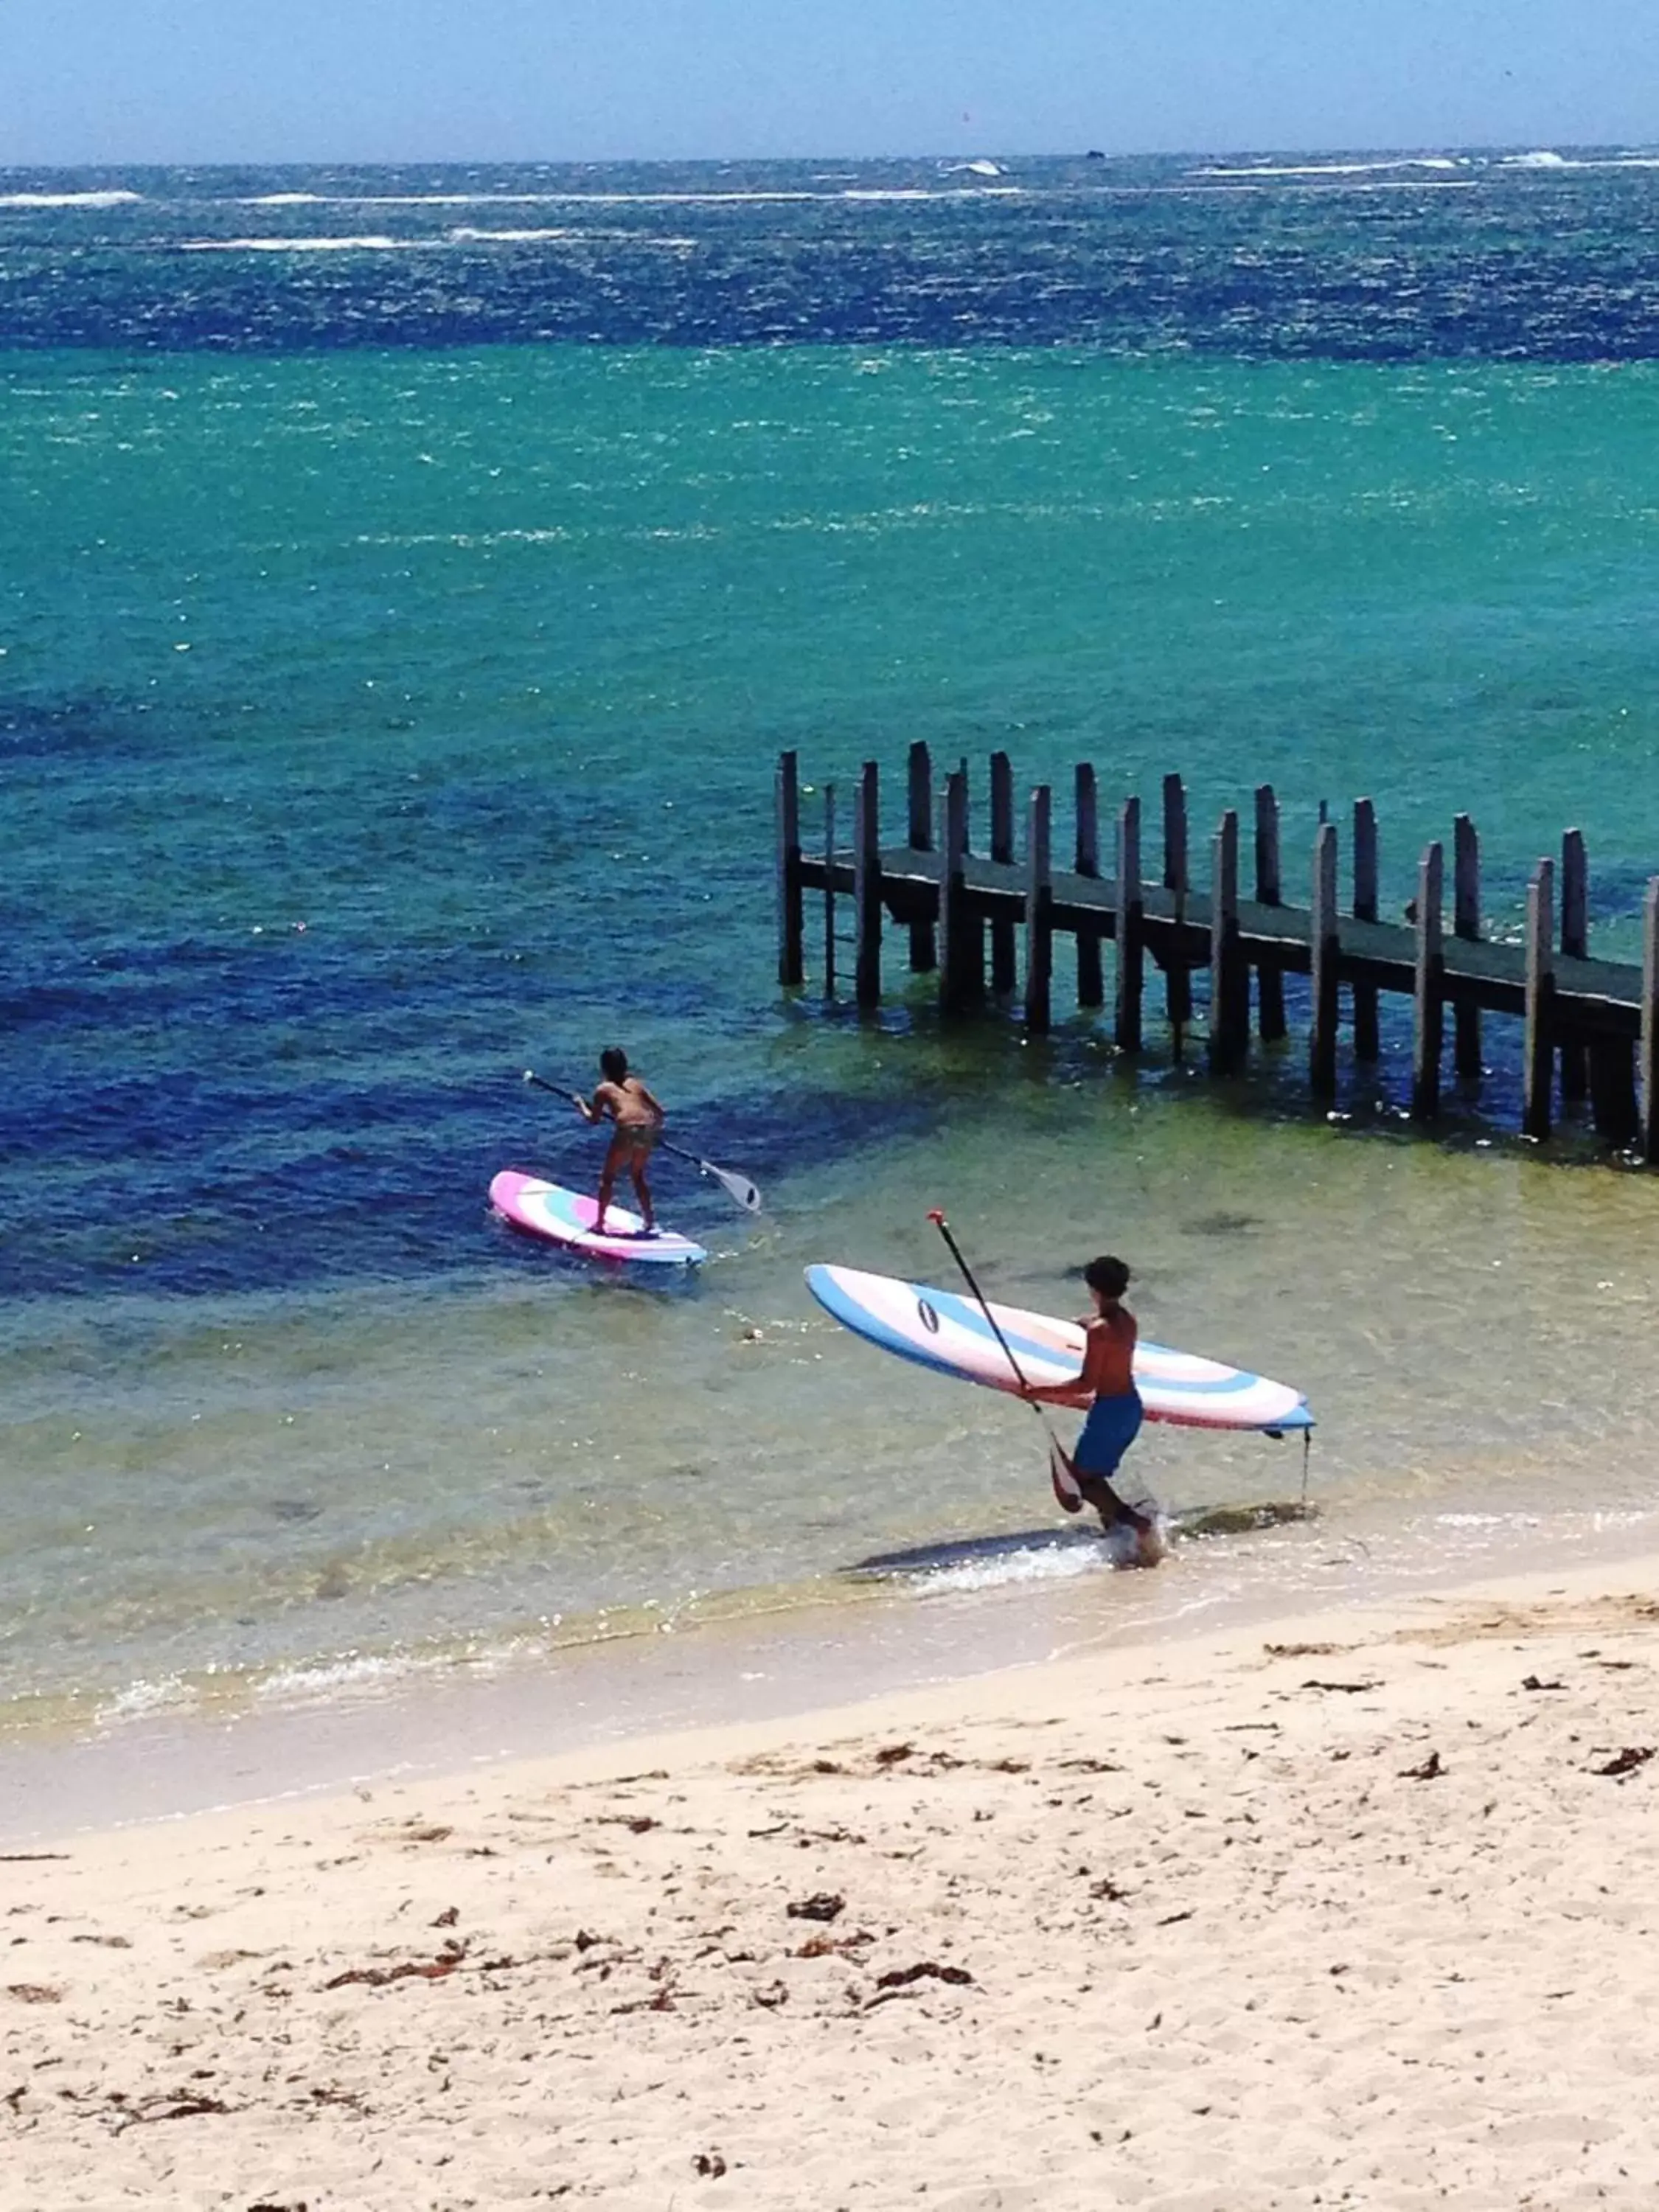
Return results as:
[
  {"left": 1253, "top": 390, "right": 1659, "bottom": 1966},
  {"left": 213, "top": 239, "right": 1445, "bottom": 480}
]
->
[{"left": 490, "top": 1170, "right": 708, "bottom": 1267}]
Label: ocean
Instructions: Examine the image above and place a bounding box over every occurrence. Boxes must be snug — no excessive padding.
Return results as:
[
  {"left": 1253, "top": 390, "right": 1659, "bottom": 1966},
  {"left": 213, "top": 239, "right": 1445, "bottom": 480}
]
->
[{"left": 4, "top": 149, "right": 1659, "bottom": 1759}]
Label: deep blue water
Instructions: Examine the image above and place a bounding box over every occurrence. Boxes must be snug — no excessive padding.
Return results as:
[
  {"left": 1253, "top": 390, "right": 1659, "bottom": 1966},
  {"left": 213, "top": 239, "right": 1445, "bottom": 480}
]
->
[{"left": 5, "top": 152, "right": 1659, "bottom": 355}]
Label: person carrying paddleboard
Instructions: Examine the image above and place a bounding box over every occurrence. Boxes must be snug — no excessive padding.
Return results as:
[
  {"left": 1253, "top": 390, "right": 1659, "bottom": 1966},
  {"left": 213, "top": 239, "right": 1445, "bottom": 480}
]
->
[
  {"left": 1019, "top": 1255, "right": 1153, "bottom": 1545},
  {"left": 576, "top": 1048, "right": 666, "bottom": 1235}
]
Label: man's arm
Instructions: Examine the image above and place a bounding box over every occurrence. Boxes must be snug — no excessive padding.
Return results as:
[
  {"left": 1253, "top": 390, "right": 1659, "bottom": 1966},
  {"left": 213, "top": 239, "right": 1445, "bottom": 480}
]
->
[{"left": 1022, "top": 1320, "right": 1104, "bottom": 1405}]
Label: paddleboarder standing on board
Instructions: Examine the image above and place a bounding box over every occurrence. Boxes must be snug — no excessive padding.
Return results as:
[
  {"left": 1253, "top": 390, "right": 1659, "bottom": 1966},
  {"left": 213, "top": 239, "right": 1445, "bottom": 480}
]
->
[
  {"left": 576, "top": 1048, "right": 666, "bottom": 1235},
  {"left": 1020, "top": 1256, "right": 1161, "bottom": 1561}
]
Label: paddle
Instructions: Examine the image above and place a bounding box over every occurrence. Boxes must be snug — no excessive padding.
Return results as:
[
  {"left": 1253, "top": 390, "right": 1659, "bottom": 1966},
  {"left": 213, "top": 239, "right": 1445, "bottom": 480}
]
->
[
  {"left": 926, "top": 1208, "right": 1151, "bottom": 1534},
  {"left": 523, "top": 1071, "right": 762, "bottom": 1215}
]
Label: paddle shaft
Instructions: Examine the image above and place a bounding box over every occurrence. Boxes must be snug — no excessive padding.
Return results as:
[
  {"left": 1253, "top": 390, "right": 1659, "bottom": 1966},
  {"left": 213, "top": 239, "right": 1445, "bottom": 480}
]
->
[
  {"left": 927, "top": 1211, "right": 1038, "bottom": 1397},
  {"left": 927, "top": 1211, "right": 1149, "bottom": 1532}
]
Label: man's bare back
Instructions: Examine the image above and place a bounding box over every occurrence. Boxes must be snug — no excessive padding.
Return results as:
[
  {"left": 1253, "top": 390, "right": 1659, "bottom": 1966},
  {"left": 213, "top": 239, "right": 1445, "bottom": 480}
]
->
[
  {"left": 1078, "top": 1301, "right": 1137, "bottom": 1400},
  {"left": 588, "top": 1074, "right": 662, "bottom": 1135}
]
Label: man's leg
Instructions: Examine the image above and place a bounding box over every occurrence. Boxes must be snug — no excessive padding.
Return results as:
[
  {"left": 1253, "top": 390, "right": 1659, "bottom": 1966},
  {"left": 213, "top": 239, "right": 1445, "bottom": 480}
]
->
[
  {"left": 630, "top": 1155, "right": 655, "bottom": 1233},
  {"left": 1075, "top": 1469, "right": 1150, "bottom": 1534},
  {"left": 595, "top": 1139, "right": 624, "bottom": 1234}
]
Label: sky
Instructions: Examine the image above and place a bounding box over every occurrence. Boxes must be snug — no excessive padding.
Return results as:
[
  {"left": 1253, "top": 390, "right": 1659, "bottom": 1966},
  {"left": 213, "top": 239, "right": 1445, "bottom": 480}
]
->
[{"left": 3, "top": 0, "right": 1659, "bottom": 167}]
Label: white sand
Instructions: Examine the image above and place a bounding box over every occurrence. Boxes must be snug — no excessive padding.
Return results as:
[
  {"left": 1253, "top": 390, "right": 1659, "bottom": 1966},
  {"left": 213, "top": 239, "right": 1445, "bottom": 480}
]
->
[{"left": 7, "top": 1558, "right": 1659, "bottom": 2210}]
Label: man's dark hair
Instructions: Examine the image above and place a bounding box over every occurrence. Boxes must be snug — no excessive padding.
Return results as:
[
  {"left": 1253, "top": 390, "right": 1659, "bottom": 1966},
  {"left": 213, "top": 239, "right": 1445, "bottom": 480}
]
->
[
  {"left": 1084, "top": 1255, "right": 1130, "bottom": 1298},
  {"left": 599, "top": 1046, "right": 628, "bottom": 1082}
]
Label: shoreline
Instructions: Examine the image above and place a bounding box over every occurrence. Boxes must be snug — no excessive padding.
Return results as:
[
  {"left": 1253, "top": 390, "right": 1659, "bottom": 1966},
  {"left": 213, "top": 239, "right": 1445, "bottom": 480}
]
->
[
  {"left": 9, "top": 1545, "right": 1659, "bottom": 2207},
  {"left": 8, "top": 1490, "right": 1659, "bottom": 1850}
]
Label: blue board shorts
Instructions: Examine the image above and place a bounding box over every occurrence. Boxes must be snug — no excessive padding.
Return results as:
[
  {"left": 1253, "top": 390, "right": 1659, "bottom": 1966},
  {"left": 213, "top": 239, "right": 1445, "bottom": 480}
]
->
[{"left": 1074, "top": 1389, "right": 1144, "bottom": 1476}]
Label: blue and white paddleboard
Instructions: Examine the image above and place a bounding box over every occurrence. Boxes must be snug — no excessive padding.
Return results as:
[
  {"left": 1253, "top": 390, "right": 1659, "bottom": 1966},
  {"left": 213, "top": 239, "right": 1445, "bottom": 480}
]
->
[
  {"left": 491, "top": 1171, "right": 708, "bottom": 1267},
  {"left": 806, "top": 1265, "right": 1312, "bottom": 1433}
]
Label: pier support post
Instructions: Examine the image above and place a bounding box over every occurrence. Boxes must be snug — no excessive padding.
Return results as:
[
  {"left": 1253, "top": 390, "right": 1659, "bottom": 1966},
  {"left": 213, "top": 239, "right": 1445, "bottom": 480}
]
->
[
  {"left": 1310, "top": 821, "right": 1340, "bottom": 1099},
  {"left": 1026, "top": 784, "right": 1053, "bottom": 1034},
  {"left": 1075, "top": 764, "right": 1104, "bottom": 1009},
  {"left": 1453, "top": 814, "right": 1483, "bottom": 1080},
  {"left": 776, "top": 748, "right": 804, "bottom": 987},
  {"left": 1075, "top": 764, "right": 1105, "bottom": 1009},
  {"left": 989, "top": 751, "right": 1018, "bottom": 995},
  {"left": 1253, "top": 784, "right": 1286, "bottom": 1041},
  {"left": 905, "top": 742, "right": 936, "bottom": 973},
  {"left": 1559, "top": 828, "right": 1589, "bottom": 1103},
  {"left": 938, "top": 768, "right": 973, "bottom": 1016},
  {"left": 1640, "top": 878, "right": 1659, "bottom": 1165},
  {"left": 1163, "top": 773, "right": 1192, "bottom": 1040},
  {"left": 1209, "top": 809, "right": 1248, "bottom": 1072},
  {"left": 1352, "top": 799, "right": 1380, "bottom": 1061},
  {"left": 1411, "top": 841, "right": 1444, "bottom": 1120},
  {"left": 852, "top": 759, "right": 883, "bottom": 1009},
  {"left": 822, "top": 782, "right": 836, "bottom": 998},
  {"left": 1523, "top": 857, "right": 1556, "bottom": 1142},
  {"left": 1115, "top": 796, "right": 1144, "bottom": 1054},
  {"left": 1588, "top": 1040, "right": 1638, "bottom": 1144}
]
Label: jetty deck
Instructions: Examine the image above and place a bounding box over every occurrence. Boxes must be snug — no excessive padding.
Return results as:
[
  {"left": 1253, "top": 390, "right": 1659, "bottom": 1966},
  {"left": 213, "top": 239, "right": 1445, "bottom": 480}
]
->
[{"left": 775, "top": 745, "right": 1659, "bottom": 1161}]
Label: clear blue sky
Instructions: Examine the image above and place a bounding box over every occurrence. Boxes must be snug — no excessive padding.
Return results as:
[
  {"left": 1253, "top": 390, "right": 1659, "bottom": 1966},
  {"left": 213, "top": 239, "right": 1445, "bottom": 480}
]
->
[{"left": 4, "top": 0, "right": 1658, "bottom": 167}]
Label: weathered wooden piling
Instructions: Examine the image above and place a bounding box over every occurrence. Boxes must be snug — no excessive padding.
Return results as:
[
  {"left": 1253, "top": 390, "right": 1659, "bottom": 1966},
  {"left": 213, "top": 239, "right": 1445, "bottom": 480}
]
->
[
  {"left": 1253, "top": 785, "right": 1286, "bottom": 1041},
  {"left": 1208, "top": 810, "right": 1249, "bottom": 1073},
  {"left": 1115, "top": 795, "right": 1144, "bottom": 1054},
  {"left": 1411, "top": 842, "right": 1444, "bottom": 1120},
  {"left": 1310, "top": 821, "right": 1340, "bottom": 1099},
  {"left": 989, "top": 751, "right": 1018, "bottom": 995},
  {"left": 852, "top": 759, "right": 882, "bottom": 1008},
  {"left": 1523, "top": 858, "right": 1555, "bottom": 1141},
  {"left": 938, "top": 767, "right": 973, "bottom": 1015},
  {"left": 1589, "top": 1035, "right": 1638, "bottom": 1144},
  {"left": 1559, "top": 828, "right": 1588, "bottom": 1103},
  {"left": 1025, "top": 785, "right": 1054, "bottom": 1034},
  {"left": 1453, "top": 814, "right": 1482, "bottom": 1080},
  {"left": 1075, "top": 763, "right": 1105, "bottom": 1009},
  {"left": 821, "top": 782, "right": 836, "bottom": 998},
  {"left": 1641, "top": 880, "right": 1659, "bottom": 1164},
  {"left": 776, "top": 748, "right": 804, "bottom": 987},
  {"left": 1163, "top": 773, "right": 1192, "bottom": 1037},
  {"left": 906, "top": 741, "right": 935, "bottom": 973},
  {"left": 1352, "top": 799, "right": 1380, "bottom": 1062}
]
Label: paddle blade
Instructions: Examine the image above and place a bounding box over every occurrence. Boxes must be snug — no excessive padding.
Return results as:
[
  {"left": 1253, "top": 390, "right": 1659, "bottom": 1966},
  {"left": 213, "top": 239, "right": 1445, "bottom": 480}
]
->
[
  {"left": 704, "top": 1161, "right": 762, "bottom": 1214},
  {"left": 1048, "top": 1436, "right": 1084, "bottom": 1514}
]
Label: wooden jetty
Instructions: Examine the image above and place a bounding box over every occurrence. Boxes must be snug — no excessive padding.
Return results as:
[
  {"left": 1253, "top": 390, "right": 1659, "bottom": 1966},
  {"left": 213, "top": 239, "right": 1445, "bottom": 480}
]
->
[{"left": 775, "top": 745, "right": 1659, "bottom": 1164}]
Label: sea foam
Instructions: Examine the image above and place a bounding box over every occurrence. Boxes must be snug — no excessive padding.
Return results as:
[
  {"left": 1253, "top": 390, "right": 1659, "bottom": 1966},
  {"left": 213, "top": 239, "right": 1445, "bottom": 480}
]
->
[{"left": 0, "top": 189, "right": 145, "bottom": 209}]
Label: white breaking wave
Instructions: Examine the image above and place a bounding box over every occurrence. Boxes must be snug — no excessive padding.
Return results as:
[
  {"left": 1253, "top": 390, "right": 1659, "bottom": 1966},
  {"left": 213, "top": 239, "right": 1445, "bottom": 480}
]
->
[
  {"left": 843, "top": 186, "right": 1023, "bottom": 200},
  {"left": 238, "top": 191, "right": 598, "bottom": 207},
  {"left": 905, "top": 1540, "right": 1105, "bottom": 1595},
  {"left": 178, "top": 234, "right": 418, "bottom": 253},
  {"left": 180, "top": 228, "right": 699, "bottom": 255},
  {"left": 229, "top": 187, "right": 1020, "bottom": 210},
  {"left": 1192, "top": 158, "right": 1462, "bottom": 179},
  {"left": 253, "top": 1649, "right": 454, "bottom": 1703},
  {"left": 0, "top": 189, "right": 145, "bottom": 209},
  {"left": 94, "top": 1674, "right": 196, "bottom": 1725},
  {"left": 1500, "top": 150, "right": 1659, "bottom": 171},
  {"left": 446, "top": 226, "right": 698, "bottom": 246}
]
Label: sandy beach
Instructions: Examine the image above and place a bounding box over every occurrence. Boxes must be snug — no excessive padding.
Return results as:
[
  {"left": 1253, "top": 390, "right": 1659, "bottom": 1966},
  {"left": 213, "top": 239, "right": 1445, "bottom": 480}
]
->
[{"left": 7, "top": 1554, "right": 1659, "bottom": 2211}]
